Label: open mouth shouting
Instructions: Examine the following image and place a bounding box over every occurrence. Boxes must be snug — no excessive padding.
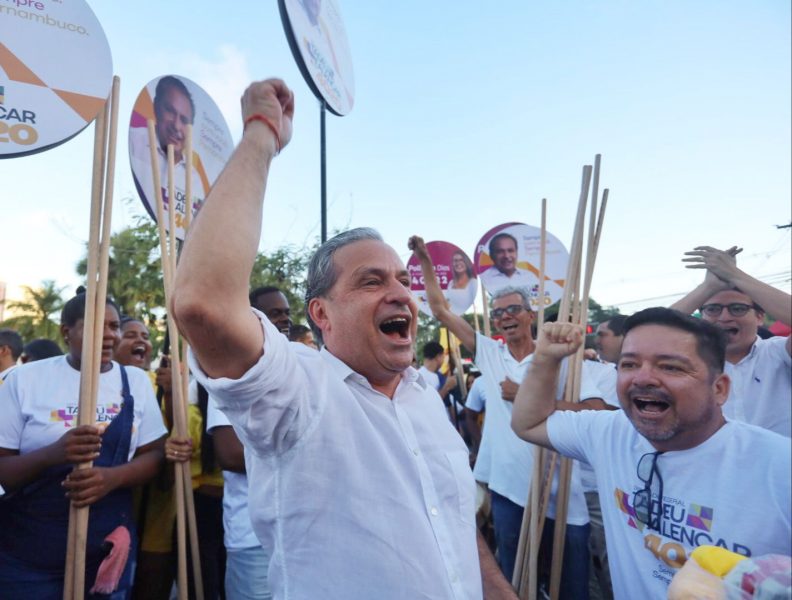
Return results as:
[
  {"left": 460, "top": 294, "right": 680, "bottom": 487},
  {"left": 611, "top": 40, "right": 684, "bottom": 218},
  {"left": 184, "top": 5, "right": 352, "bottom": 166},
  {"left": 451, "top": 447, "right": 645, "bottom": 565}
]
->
[
  {"left": 629, "top": 388, "right": 671, "bottom": 417},
  {"left": 378, "top": 314, "right": 412, "bottom": 343}
]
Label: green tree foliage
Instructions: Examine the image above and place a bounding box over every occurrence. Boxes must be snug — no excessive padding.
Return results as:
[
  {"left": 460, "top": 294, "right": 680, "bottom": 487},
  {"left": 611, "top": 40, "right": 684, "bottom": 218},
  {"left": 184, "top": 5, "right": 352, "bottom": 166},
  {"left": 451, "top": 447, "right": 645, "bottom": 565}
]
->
[
  {"left": 0, "top": 280, "right": 66, "bottom": 344},
  {"left": 76, "top": 219, "right": 164, "bottom": 327},
  {"left": 250, "top": 244, "right": 315, "bottom": 321}
]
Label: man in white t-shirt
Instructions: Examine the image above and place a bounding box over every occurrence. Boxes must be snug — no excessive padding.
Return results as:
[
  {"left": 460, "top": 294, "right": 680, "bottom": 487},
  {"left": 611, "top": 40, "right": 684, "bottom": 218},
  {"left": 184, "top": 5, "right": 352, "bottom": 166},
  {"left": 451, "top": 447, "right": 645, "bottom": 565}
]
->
[
  {"left": 512, "top": 307, "right": 791, "bottom": 599},
  {"left": 671, "top": 245, "right": 791, "bottom": 437},
  {"left": 172, "top": 79, "right": 516, "bottom": 599},
  {"left": 418, "top": 341, "right": 458, "bottom": 419},
  {"left": 411, "top": 236, "right": 615, "bottom": 597}
]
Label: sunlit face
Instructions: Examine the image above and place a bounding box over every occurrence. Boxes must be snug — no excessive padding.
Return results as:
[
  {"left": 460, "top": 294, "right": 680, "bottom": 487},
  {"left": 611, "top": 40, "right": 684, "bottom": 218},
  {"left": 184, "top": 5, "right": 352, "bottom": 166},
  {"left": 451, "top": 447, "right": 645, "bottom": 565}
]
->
[
  {"left": 253, "top": 291, "right": 292, "bottom": 336},
  {"left": 700, "top": 290, "right": 763, "bottom": 362},
  {"left": 61, "top": 304, "right": 122, "bottom": 370},
  {"left": 492, "top": 237, "right": 517, "bottom": 276},
  {"left": 155, "top": 85, "right": 193, "bottom": 161},
  {"left": 115, "top": 320, "right": 153, "bottom": 370},
  {"left": 452, "top": 253, "right": 467, "bottom": 275},
  {"left": 310, "top": 240, "right": 418, "bottom": 390},
  {"left": 491, "top": 293, "right": 533, "bottom": 343},
  {"left": 617, "top": 324, "right": 728, "bottom": 451},
  {"left": 595, "top": 321, "right": 623, "bottom": 363}
]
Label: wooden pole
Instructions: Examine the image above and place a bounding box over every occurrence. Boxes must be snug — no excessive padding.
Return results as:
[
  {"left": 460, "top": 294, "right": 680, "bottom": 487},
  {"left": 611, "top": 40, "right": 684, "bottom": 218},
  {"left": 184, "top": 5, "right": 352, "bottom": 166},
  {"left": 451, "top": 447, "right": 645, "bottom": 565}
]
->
[
  {"left": 64, "top": 87, "right": 113, "bottom": 600},
  {"left": 547, "top": 165, "right": 592, "bottom": 600},
  {"left": 481, "top": 280, "right": 491, "bottom": 337},
  {"left": 148, "top": 124, "right": 188, "bottom": 600}
]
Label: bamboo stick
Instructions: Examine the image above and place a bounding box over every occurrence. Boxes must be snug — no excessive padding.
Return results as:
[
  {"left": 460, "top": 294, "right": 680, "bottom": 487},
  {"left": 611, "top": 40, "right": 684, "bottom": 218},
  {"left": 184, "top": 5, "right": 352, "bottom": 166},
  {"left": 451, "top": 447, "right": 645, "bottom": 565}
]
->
[
  {"left": 64, "top": 91, "right": 111, "bottom": 600},
  {"left": 481, "top": 280, "right": 491, "bottom": 337},
  {"left": 184, "top": 124, "right": 193, "bottom": 231},
  {"left": 548, "top": 165, "right": 593, "bottom": 600},
  {"left": 169, "top": 146, "right": 205, "bottom": 600}
]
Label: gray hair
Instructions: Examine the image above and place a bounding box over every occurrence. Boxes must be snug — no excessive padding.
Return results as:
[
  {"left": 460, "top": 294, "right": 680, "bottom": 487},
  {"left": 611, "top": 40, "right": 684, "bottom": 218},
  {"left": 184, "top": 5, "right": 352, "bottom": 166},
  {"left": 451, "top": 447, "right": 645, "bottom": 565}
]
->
[
  {"left": 305, "top": 227, "right": 383, "bottom": 344},
  {"left": 491, "top": 285, "right": 533, "bottom": 309}
]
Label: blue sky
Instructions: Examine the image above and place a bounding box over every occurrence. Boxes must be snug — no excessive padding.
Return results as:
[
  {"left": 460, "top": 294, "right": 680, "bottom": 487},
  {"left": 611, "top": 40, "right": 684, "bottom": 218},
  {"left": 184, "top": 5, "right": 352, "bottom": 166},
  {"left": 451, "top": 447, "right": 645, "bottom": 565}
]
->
[{"left": 2, "top": 0, "right": 790, "bottom": 317}]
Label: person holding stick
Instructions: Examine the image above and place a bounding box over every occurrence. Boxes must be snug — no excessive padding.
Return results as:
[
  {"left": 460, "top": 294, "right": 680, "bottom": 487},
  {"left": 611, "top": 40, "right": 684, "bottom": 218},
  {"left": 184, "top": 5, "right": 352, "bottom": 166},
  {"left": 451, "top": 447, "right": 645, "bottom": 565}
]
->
[
  {"left": 0, "top": 291, "right": 167, "bottom": 598},
  {"left": 670, "top": 245, "right": 791, "bottom": 438},
  {"left": 171, "top": 78, "right": 517, "bottom": 599},
  {"left": 511, "top": 308, "right": 791, "bottom": 599},
  {"left": 410, "top": 235, "right": 611, "bottom": 596}
]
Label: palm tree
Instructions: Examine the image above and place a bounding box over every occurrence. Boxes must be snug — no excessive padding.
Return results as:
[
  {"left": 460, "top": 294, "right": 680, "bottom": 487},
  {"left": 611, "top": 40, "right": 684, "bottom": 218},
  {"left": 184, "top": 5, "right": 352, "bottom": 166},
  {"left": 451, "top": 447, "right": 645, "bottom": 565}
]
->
[{"left": 0, "top": 280, "right": 66, "bottom": 343}]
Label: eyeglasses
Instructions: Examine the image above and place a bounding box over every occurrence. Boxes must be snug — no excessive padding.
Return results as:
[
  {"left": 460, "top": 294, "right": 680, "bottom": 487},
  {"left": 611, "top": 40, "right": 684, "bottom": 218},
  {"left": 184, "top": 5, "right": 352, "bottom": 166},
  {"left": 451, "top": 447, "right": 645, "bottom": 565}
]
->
[
  {"left": 490, "top": 304, "right": 528, "bottom": 320},
  {"left": 633, "top": 451, "right": 664, "bottom": 532},
  {"left": 699, "top": 303, "right": 755, "bottom": 317}
]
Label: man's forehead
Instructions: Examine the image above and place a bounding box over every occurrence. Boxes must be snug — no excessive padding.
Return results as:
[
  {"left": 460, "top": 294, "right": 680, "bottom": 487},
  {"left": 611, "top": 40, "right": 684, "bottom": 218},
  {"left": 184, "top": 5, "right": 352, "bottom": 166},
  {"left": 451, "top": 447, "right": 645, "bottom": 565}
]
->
[
  {"left": 704, "top": 289, "right": 753, "bottom": 305},
  {"left": 492, "top": 293, "right": 523, "bottom": 308},
  {"left": 494, "top": 237, "right": 516, "bottom": 250},
  {"left": 334, "top": 240, "right": 406, "bottom": 277},
  {"left": 622, "top": 324, "right": 696, "bottom": 353},
  {"left": 255, "top": 291, "right": 289, "bottom": 311}
]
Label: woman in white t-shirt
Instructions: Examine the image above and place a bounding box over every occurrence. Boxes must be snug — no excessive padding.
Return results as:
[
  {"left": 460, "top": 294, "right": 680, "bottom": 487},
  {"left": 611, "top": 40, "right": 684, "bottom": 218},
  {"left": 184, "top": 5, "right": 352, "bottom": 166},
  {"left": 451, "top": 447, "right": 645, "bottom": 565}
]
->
[{"left": 0, "top": 291, "right": 167, "bottom": 598}]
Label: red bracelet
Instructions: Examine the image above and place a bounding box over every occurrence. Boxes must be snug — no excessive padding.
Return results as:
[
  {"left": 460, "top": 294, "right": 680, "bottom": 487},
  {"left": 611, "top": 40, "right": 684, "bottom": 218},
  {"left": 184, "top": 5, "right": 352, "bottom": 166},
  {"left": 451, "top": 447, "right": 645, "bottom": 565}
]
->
[{"left": 244, "top": 113, "right": 281, "bottom": 155}]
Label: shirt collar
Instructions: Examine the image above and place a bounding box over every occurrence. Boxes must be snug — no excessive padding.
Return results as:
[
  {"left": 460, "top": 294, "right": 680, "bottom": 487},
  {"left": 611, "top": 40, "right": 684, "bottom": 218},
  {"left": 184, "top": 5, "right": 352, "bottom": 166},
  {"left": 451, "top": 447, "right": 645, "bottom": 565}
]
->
[{"left": 319, "top": 348, "right": 425, "bottom": 391}]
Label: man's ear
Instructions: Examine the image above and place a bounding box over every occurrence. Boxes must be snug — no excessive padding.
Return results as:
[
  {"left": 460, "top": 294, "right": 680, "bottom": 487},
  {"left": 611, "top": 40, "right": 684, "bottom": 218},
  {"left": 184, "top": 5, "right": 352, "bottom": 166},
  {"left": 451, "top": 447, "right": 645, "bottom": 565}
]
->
[
  {"left": 308, "top": 298, "right": 329, "bottom": 338},
  {"left": 712, "top": 372, "right": 730, "bottom": 407}
]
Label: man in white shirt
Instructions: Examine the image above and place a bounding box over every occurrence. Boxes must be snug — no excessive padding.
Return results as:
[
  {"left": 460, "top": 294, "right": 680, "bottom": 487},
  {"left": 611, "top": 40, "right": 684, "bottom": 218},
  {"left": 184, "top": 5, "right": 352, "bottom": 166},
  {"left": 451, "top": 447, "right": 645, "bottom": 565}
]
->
[
  {"left": 512, "top": 308, "right": 791, "bottom": 599},
  {"left": 172, "top": 79, "right": 516, "bottom": 600},
  {"left": 0, "top": 329, "right": 22, "bottom": 382},
  {"left": 478, "top": 233, "right": 536, "bottom": 294},
  {"left": 411, "top": 237, "right": 613, "bottom": 597},
  {"left": 207, "top": 287, "right": 293, "bottom": 600},
  {"left": 671, "top": 245, "right": 791, "bottom": 437}
]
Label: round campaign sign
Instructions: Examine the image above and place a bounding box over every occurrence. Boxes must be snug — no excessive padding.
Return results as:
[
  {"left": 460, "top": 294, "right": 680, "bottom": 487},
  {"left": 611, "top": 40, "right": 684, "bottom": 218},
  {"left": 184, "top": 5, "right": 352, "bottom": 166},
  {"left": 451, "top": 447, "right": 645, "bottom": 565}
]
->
[
  {"left": 407, "top": 241, "right": 478, "bottom": 317},
  {"left": 0, "top": 0, "right": 112, "bottom": 158},
  {"left": 279, "top": 0, "right": 355, "bottom": 116},
  {"left": 474, "top": 222, "right": 569, "bottom": 309},
  {"left": 128, "top": 75, "right": 233, "bottom": 241}
]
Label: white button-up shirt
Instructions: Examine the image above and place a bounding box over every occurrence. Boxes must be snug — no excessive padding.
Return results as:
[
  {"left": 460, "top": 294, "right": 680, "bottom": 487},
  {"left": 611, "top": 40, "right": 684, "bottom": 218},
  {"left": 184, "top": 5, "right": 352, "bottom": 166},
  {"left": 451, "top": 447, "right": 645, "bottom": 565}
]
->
[
  {"left": 724, "top": 336, "right": 791, "bottom": 438},
  {"left": 190, "top": 310, "right": 481, "bottom": 599}
]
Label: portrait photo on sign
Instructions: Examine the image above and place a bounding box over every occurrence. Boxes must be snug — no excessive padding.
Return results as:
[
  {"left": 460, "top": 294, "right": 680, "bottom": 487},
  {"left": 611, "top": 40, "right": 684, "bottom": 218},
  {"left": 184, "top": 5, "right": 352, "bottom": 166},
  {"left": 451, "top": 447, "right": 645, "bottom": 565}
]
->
[
  {"left": 474, "top": 222, "right": 569, "bottom": 308},
  {"left": 407, "top": 241, "right": 477, "bottom": 316},
  {"left": 128, "top": 74, "right": 233, "bottom": 240}
]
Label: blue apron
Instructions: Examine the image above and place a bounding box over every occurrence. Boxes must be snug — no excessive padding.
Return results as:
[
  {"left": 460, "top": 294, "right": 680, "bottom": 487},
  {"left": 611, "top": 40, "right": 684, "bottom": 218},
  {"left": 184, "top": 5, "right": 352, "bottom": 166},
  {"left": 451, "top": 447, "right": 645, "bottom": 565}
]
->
[{"left": 0, "top": 365, "right": 137, "bottom": 599}]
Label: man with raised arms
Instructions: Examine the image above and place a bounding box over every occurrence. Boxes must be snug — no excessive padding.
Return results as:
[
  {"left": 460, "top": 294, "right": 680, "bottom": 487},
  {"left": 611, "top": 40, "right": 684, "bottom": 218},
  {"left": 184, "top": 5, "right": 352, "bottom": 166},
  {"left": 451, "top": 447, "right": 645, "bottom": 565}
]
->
[
  {"left": 410, "top": 236, "right": 615, "bottom": 597},
  {"left": 671, "top": 245, "right": 791, "bottom": 438},
  {"left": 511, "top": 308, "right": 791, "bottom": 598},
  {"left": 171, "top": 79, "right": 516, "bottom": 600}
]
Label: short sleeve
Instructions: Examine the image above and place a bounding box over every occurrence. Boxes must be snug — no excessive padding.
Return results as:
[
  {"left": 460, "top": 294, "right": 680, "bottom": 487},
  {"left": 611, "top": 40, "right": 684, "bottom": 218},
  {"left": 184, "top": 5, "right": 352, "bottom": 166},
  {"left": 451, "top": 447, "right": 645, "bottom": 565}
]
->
[
  {"left": 465, "top": 379, "right": 486, "bottom": 412},
  {"left": 0, "top": 372, "right": 24, "bottom": 450},
  {"left": 545, "top": 410, "right": 594, "bottom": 463},
  {"left": 187, "top": 308, "right": 324, "bottom": 456},
  {"left": 206, "top": 395, "right": 231, "bottom": 432},
  {"left": 131, "top": 368, "right": 168, "bottom": 448}
]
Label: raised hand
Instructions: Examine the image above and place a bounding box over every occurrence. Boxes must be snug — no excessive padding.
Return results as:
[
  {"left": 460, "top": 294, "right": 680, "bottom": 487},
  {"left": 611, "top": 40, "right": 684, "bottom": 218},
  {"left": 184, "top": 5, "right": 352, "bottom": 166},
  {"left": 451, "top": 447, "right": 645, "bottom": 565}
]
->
[
  {"left": 240, "top": 79, "right": 295, "bottom": 153},
  {"left": 408, "top": 235, "right": 430, "bottom": 261},
  {"left": 682, "top": 245, "right": 742, "bottom": 288},
  {"left": 535, "top": 322, "right": 584, "bottom": 361}
]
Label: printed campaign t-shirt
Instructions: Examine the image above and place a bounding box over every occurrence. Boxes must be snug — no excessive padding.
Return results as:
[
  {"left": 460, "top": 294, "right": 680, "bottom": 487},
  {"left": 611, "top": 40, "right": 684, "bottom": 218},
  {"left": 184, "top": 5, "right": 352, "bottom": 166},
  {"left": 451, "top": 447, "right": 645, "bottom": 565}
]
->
[
  {"left": 546, "top": 409, "right": 791, "bottom": 599},
  {"left": 0, "top": 356, "right": 166, "bottom": 459}
]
